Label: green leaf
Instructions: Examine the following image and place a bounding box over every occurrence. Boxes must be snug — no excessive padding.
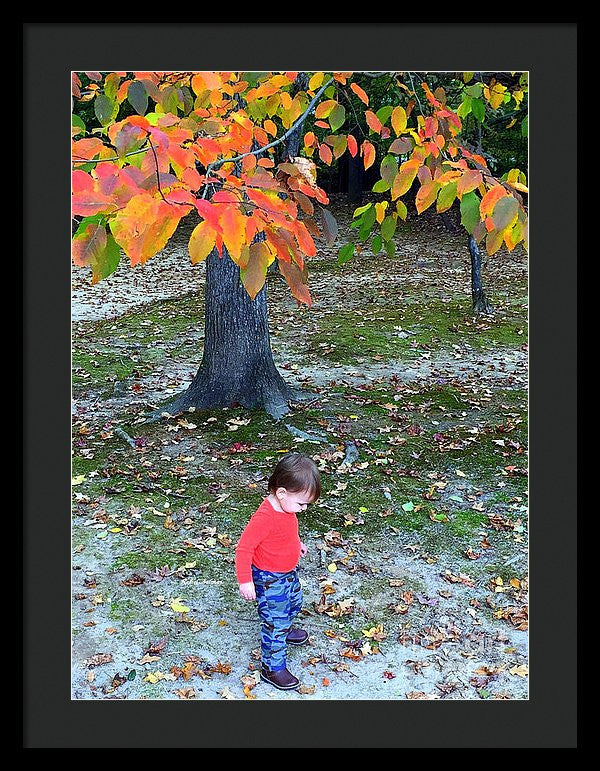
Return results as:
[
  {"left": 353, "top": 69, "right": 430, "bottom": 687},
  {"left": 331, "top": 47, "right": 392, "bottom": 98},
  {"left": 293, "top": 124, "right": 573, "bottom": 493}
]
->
[
  {"left": 92, "top": 232, "right": 121, "bottom": 283},
  {"left": 161, "top": 85, "right": 181, "bottom": 115},
  {"left": 471, "top": 98, "right": 485, "bottom": 123},
  {"left": 376, "top": 105, "right": 394, "bottom": 126},
  {"left": 104, "top": 73, "right": 121, "bottom": 102},
  {"left": 353, "top": 203, "right": 372, "bottom": 219},
  {"left": 359, "top": 222, "right": 373, "bottom": 242},
  {"left": 478, "top": 688, "right": 491, "bottom": 699},
  {"left": 381, "top": 214, "right": 397, "bottom": 241},
  {"left": 242, "top": 72, "right": 269, "bottom": 86},
  {"left": 324, "top": 85, "right": 336, "bottom": 98},
  {"left": 329, "top": 103, "right": 346, "bottom": 132},
  {"left": 380, "top": 155, "right": 398, "bottom": 184},
  {"left": 127, "top": 670, "right": 137, "bottom": 681},
  {"left": 463, "top": 72, "right": 474, "bottom": 83},
  {"left": 72, "top": 114, "right": 86, "bottom": 136},
  {"left": 521, "top": 115, "right": 528, "bottom": 138},
  {"left": 460, "top": 191, "right": 481, "bottom": 234},
  {"left": 128, "top": 80, "right": 148, "bottom": 115},
  {"left": 457, "top": 96, "right": 472, "bottom": 118},
  {"left": 337, "top": 242, "right": 355, "bottom": 265},
  {"left": 465, "top": 84, "right": 483, "bottom": 99},
  {"left": 73, "top": 214, "right": 105, "bottom": 238},
  {"left": 401, "top": 501, "right": 414, "bottom": 512},
  {"left": 492, "top": 196, "right": 519, "bottom": 231},
  {"left": 395, "top": 200, "right": 407, "bottom": 220},
  {"left": 437, "top": 181, "right": 458, "bottom": 213},
  {"left": 384, "top": 239, "right": 396, "bottom": 257},
  {"left": 94, "top": 94, "right": 117, "bottom": 127},
  {"left": 363, "top": 205, "right": 376, "bottom": 229},
  {"left": 373, "top": 179, "right": 391, "bottom": 193},
  {"left": 372, "top": 235, "right": 382, "bottom": 253}
]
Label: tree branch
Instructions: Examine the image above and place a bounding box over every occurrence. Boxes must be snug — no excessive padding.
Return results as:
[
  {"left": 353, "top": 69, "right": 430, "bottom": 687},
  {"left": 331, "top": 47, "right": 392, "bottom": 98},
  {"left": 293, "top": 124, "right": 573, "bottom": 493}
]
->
[{"left": 201, "top": 76, "right": 335, "bottom": 198}]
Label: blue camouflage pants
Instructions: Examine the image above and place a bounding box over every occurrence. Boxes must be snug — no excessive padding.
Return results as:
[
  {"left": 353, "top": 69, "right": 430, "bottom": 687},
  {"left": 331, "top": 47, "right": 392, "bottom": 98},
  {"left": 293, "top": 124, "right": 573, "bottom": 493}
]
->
[{"left": 251, "top": 564, "right": 303, "bottom": 671}]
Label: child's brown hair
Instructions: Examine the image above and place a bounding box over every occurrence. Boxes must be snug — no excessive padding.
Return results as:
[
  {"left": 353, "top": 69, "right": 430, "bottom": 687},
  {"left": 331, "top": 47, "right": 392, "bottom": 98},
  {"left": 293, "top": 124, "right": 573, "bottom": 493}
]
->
[{"left": 267, "top": 453, "right": 321, "bottom": 502}]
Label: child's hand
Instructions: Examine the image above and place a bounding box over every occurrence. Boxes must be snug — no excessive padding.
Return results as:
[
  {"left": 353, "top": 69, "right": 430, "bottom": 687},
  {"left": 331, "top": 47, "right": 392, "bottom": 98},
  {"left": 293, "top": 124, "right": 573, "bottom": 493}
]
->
[
  {"left": 300, "top": 542, "right": 308, "bottom": 557},
  {"left": 239, "top": 581, "right": 256, "bottom": 601}
]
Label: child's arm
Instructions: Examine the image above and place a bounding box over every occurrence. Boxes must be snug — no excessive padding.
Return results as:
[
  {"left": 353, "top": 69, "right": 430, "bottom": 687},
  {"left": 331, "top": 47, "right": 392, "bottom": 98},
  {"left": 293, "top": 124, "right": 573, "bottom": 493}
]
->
[{"left": 235, "top": 508, "right": 272, "bottom": 599}]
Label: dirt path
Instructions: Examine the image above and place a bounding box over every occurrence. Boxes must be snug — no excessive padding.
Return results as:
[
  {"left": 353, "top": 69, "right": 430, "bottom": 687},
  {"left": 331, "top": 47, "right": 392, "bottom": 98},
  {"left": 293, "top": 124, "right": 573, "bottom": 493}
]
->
[{"left": 71, "top": 202, "right": 528, "bottom": 700}]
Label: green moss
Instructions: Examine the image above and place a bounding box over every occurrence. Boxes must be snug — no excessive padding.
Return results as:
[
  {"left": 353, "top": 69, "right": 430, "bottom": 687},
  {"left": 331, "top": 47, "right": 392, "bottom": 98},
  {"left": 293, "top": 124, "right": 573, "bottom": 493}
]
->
[
  {"left": 447, "top": 509, "right": 488, "bottom": 536},
  {"left": 303, "top": 300, "right": 527, "bottom": 364},
  {"left": 108, "top": 598, "right": 139, "bottom": 623}
]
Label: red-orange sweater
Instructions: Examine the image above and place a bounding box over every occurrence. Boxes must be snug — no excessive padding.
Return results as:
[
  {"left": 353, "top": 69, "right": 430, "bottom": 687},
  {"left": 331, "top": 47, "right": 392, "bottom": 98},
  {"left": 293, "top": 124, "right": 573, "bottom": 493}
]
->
[{"left": 235, "top": 497, "right": 302, "bottom": 584}]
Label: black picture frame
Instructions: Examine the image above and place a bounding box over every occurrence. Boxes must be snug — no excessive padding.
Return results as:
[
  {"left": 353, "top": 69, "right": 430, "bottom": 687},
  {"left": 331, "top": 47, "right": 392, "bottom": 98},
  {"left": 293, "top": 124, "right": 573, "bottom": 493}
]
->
[{"left": 23, "top": 22, "right": 577, "bottom": 748}]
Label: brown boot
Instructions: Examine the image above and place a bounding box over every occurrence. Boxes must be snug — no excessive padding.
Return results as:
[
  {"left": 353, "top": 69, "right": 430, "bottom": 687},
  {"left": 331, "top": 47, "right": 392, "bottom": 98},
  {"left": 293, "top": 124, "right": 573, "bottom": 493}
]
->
[
  {"left": 260, "top": 665, "right": 300, "bottom": 690},
  {"left": 286, "top": 627, "right": 309, "bottom": 646}
]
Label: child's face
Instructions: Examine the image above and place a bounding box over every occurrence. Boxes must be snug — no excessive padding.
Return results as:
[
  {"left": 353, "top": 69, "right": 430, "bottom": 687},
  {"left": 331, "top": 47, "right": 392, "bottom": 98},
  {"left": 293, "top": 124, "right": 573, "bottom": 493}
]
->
[{"left": 276, "top": 488, "right": 314, "bottom": 514}]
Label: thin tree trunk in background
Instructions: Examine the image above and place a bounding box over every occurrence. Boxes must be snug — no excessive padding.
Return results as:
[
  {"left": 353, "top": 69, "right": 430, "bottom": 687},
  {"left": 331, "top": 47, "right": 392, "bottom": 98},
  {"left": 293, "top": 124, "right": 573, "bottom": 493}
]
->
[{"left": 468, "top": 234, "right": 493, "bottom": 314}]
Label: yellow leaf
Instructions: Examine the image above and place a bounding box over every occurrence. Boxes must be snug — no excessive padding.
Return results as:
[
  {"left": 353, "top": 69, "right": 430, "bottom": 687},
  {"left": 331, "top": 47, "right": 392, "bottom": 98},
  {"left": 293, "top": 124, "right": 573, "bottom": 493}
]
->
[
  {"left": 391, "top": 106, "right": 407, "bottom": 135},
  {"left": 72, "top": 475, "right": 86, "bottom": 486},
  {"left": 509, "top": 664, "right": 528, "bottom": 677},
  {"left": 188, "top": 220, "right": 216, "bottom": 265},
  {"left": 308, "top": 72, "right": 325, "bottom": 91},
  {"left": 327, "top": 562, "right": 338, "bottom": 573},
  {"left": 170, "top": 598, "right": 190, "bottom": 614},
  {"left": 375, "top": 202, "right": 388, "bottom": 224}
]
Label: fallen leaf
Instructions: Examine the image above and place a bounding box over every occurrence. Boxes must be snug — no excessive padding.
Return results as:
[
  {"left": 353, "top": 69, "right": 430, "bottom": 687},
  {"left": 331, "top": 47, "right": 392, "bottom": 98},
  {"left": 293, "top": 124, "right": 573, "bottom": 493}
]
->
[
  {"left": 176, "top": 688, "right": 196, "bottom": 699},
  {"left": 170, "top": 598, "right": 190, "bottom": 613},
  {"left": 84, "top": 653, "right": 113, "bottom": 668}
]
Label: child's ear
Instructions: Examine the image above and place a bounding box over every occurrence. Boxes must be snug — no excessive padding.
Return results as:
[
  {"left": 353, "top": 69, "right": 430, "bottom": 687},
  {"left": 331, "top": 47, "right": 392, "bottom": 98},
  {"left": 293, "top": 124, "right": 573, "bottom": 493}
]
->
[{"left": 275, "top": 487, "right": 287, "bottom": 497}]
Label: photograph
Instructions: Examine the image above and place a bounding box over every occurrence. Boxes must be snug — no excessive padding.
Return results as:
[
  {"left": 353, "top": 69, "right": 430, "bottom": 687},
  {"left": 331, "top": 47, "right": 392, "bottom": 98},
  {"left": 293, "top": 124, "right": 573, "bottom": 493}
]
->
[{"left": 70, "top": 68, "right": 530, "bottom": 702}]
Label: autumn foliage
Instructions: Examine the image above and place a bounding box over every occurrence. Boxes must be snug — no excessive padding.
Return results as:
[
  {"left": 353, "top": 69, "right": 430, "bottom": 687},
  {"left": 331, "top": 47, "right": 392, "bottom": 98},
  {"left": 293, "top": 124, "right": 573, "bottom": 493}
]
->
[{"left": 72, "top": 71, "right": 528, "bottom": 302}]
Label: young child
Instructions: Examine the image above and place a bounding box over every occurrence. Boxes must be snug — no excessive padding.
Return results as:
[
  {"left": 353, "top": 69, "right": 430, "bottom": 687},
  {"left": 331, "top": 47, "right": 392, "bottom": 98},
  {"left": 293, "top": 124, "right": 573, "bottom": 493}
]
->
[{"left": 235, "top": 453, "right": 321, "bottom": 691}]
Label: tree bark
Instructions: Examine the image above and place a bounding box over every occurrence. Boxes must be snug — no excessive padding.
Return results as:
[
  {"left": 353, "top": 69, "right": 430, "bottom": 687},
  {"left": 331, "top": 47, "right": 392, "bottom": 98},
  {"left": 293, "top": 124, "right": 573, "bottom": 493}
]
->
[
  {"left": 153, "top": 246, "right": 308, "bottom": 420},
  {"left": 468, "top": 234, "right": 493, "bottom": 314}
]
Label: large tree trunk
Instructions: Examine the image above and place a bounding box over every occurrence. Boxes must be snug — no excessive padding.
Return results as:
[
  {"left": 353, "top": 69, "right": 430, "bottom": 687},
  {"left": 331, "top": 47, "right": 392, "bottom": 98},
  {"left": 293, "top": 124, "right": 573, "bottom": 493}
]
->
[
  {"left": 156, "top": 247, "right": 307, "bottom": 420},
  {"left": 468, "top": 234, "right": 493, "bottom": 314}
]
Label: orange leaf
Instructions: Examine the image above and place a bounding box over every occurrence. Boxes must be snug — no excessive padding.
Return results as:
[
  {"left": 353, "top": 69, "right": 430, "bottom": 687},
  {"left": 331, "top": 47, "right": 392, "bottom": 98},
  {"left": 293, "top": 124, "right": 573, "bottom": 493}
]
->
[
  {"left": 72, "top": 222, "right": 107, "bottom": 267},
  {"left": 350, "top": 82, "right": 369, "bottom": 105},
  {"left": 294, "top": 221, "right": 317, "bottom": 257},
  {"left": 319, "top": 143, "right": 333, "bottom": 165},
  {"left": 361, "top": 140, "right": 376, "bottom": 170},
  {"left": 480, "top": 185, "right": 508, "bottom": 217},
  {"left": 220, "top": 206, "right": 247, "bottom": 263},
  {"left": 391, "top": 159, "right": 420, "bottom": 200},
  {"left": 278, "top": 259, "right": 312, "bottom": 307},
  {"left": 264, "top": 119, "right": 277, "bottom": 137},
  {"left": 456, "top": 170, "right": 483, "bottom": 197},
  {"left": 258, "top": 157, "right": 275, "bottom": 168},
  {"left": 240, "top": 241, "right": 273, "bottom": 299},
  {"left": 315, "top": 99, "right": 338, "bottom": 119},
  {"left": 365, "top": 110, "right": 382, "bottom": 134},
  {"left": 415, "top": 180, "right": 441, "bottom": 214},
  {"left": 347, "top": 135, "right": 358, "bottom": 157},
  {"left": 110, "top": 194, "right": 188, "bottom": 266},
  {"left": 304, "top": 131, "right": 317, "bottom": 148}
]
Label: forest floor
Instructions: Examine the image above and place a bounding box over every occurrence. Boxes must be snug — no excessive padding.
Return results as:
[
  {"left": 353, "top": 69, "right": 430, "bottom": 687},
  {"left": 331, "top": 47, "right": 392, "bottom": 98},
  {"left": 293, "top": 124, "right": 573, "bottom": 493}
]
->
[{"left": 71, "top": 196, "right": 529, "bottom": 700}]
